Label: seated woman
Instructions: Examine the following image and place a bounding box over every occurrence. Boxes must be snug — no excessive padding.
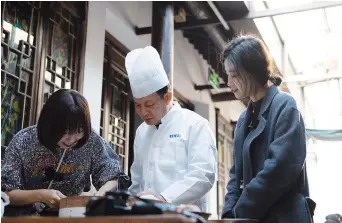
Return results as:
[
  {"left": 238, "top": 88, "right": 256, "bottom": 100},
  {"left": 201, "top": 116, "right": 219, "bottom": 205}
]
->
[
  {"left": 221, "top": 35, "right": 313, "bottom": 223},
  {"left": 1, "top": 89, "right": 122, "bottom": 216}
]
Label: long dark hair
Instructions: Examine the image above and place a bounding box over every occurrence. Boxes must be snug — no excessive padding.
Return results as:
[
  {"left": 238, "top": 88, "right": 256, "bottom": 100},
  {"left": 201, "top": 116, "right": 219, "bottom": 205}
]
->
[
  {"left": 37, "top": 89, "right": 91, "bottom": 152},
  {"left": 222, "top": 35, "right": 282, "bottom": 87}
]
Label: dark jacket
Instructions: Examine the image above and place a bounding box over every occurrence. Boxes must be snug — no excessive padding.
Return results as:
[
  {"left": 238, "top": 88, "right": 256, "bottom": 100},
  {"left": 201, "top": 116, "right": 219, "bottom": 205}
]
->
[{"left": 222, "top": 85, "right": 312, "bottom": 223}]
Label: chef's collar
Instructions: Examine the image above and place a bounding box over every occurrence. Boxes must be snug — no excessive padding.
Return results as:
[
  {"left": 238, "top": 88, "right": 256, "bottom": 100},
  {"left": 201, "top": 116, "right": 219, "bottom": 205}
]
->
[
  {"left": 155, "top": 122, "right": 161, "bottom": 129},
  {"left": 154, "top": 102, "right": 181, "bottom": 129}
]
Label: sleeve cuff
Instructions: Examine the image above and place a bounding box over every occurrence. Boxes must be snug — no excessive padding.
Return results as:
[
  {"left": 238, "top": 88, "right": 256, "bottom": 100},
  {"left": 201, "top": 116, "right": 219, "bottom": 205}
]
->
[
  {"left": 160, "top": 192, "right": 172, "bottom": 203},
  {"left": 1, "top": 184, "right": 21, "bottom": 192}
]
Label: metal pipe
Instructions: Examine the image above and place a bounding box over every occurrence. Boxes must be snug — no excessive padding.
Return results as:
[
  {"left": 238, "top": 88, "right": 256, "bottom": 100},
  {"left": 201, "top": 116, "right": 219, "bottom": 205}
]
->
[
  {"left": 151, "top": 2, "right": 174, "bottom": 97},
  {"left": 161, "top": 5, "right": 174, "bottom": 96},
  {"left": 207, "top": 1, "right": 230, "bottom": 31}
]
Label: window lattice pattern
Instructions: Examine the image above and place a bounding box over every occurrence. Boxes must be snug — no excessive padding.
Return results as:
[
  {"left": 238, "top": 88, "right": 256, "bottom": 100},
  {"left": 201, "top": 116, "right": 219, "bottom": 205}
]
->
[
  {"left": 43, "top": 2, "right": 80, "bottom": 103},
  {"left": 101, "top": 40, "right": 130, "bottom": 173},
  {"left": 1, "top": 2, "right": 85, "bottom": 158},
  {"left": 1, "top": 1, "right": 40, "bottom": 155},
  {"left": 217, "top": 115, "right": 234, "bottom": 218}
]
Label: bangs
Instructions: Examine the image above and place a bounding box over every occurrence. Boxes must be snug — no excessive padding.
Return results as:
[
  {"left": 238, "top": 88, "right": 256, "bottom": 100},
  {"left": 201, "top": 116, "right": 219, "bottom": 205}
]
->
[
  {"left": 225, "top": 50, "right": 257, "bottom": 96},
  {"left": 226, "top": 53, "right": 246, "bottom": 78},
  {"left": 64, "top": 104, "right": 88, "bottom": 134}
]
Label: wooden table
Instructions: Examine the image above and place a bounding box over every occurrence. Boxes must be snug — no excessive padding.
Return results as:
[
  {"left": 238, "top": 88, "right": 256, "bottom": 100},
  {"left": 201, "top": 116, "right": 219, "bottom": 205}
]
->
[
  {"left": 2, "top": 215, "right": 195, "bottom": 223},
  {"left": 2, "top": 215, "right": 258, "bottom": 223},
  {"left": 208, "top": 219, "right": 258, "bottom": 223}
]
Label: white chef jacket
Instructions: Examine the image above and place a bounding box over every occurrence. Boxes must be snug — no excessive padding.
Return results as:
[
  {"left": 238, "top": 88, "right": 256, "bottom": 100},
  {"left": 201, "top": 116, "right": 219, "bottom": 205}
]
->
[{"left": 128, "top": 102, "right": 217, "bottom": 212}]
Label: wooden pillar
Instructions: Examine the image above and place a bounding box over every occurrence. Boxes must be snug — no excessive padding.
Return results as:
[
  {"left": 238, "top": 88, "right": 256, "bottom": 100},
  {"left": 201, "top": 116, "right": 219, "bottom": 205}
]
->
[{"left": 151, "top": 2, "right": 174, "bottom": 96}]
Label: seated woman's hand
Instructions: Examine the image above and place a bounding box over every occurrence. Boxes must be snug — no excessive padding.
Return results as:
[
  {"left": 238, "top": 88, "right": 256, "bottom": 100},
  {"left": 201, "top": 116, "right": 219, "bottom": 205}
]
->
[
  {"left": 38, "top": 189, "right": 66, "bottom": 208},
  {"left": 177, "top": 204, "right": 201, "bottom": 212}
]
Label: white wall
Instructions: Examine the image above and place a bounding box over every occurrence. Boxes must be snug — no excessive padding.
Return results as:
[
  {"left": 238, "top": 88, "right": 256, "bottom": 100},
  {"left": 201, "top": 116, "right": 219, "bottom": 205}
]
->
[
  {"left": 82, "top": 1, "right": 246, "bottom": 218},
  {"left": 82, "top": 2, "right": 107, "bottom": 133}
]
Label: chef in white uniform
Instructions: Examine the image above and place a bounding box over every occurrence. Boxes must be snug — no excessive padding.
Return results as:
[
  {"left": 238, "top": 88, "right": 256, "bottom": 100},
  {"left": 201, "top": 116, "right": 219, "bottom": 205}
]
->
[{"left": 125, "top": 46, "right": 217, "bottom": 212}]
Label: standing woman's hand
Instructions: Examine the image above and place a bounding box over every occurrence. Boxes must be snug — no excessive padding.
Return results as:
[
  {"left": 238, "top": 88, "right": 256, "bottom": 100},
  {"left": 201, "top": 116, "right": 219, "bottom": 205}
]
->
[
  {"left": 325, "top": 214, "right": 342, "bottom": 223},
  {"left": 38, "top": 189, "right": 66, "bottom": 208}
]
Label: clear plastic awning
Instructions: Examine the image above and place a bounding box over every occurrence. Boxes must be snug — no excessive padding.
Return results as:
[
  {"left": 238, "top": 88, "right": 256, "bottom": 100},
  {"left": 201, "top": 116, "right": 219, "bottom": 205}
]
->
[{"left": 250, "top": 1, "right": 342, "bottom": 133}]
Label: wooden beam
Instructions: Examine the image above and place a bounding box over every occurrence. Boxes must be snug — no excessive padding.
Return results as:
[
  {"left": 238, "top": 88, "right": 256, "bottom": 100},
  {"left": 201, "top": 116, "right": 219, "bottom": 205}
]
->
[
  {"left": 174, "top": 89, "right": 195, "bottom": 111},
  {"left": 135, "top": 18, "right": 227, "bottom": 35},
  {"left": 194, "top": 83, "right": 228, "bottom": 91},
  {"left": 135, "top": 2, "right": 342, "bottom": 35},
  {"left": 211, "top": 92, "right": 237, "bottom": 102}
]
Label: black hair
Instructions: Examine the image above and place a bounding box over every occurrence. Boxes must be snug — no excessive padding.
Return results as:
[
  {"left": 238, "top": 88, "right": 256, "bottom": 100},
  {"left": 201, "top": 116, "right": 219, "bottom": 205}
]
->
[
  {"left": 222, "top": 35, "right": 282, "bottom": 87},
  {"left": 37, "top": 89, "right": 91, "bottom": 153},
  {"left": 156, "top": 85, "right": 169, "bottom": 98}
]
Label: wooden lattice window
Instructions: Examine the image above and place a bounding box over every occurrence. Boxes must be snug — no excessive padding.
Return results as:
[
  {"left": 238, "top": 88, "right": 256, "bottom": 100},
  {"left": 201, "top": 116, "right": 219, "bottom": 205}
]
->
[
  {"left": 101, "top": 33, "right": 130, "bottom": 174},
  {"left": 41, "top": 2, "right": 84, "bottom": 104},
  {"left": 217, "top": 114, "right": 234, "bottom": 218},
  {"left": 1, "top": 2, "right": 41, "bottom": 156},
  {"left": 1, "top": 1, "right": 86, "bottom": 158}
]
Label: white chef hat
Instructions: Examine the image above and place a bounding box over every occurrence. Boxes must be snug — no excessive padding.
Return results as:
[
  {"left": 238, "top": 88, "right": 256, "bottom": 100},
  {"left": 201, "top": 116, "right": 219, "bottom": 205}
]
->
[{"left": 125, "top": 46, "right": 169, "bottom": 99}]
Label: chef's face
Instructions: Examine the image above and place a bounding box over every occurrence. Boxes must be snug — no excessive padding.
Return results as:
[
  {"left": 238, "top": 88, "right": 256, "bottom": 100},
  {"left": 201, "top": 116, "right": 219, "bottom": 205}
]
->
[
  {"left": 57, "top": 130, "right": 84, "bottom": 149},
  {"left": 224, "top": 60, "right": 253, "bottom": 100},
  {"left": 134, "top": 92, "right": 172, "bottom": 125}
]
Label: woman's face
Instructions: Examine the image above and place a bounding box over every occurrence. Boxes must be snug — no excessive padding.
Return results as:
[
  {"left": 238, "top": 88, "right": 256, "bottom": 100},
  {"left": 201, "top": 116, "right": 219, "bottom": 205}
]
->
[
  {"left": 224, "top": 60, "right": 252, "bottom": 100},
  {"left": 57, "top": 130, "right": 84, "bottom": 149}
]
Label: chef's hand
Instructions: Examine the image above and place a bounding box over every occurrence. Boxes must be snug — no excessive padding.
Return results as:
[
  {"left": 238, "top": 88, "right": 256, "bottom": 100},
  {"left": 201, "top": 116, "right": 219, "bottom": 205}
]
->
[
  {"left": 137, "top": 190, "right": 167, "bottom": 202},
  {"left": 38, "top": 189, "right": 66, "bottom": 208},
  {"left": 156, "top": 195, "right": 167, "bottom": 202},
  {"left": 325, "top": 214, "right": 342, "bottom": 223},
  {"left": 137, "top": 190, "right": 155, "bottom": 197}
]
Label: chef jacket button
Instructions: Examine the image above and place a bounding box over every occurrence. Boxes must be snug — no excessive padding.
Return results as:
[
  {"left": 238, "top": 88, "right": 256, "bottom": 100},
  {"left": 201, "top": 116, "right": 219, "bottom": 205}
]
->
[{"left": 147, "top": 183, "right": 151, "bottom": 188}]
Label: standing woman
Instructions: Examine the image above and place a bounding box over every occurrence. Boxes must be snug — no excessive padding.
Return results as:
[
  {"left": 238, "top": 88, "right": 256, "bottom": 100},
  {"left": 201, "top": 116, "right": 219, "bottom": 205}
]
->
[
  {"left": 221, "top": 35, "right": 312, "bottom": 223},
  {"left": 1, "top": 89, "right": 122, "bottom": 216}
]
